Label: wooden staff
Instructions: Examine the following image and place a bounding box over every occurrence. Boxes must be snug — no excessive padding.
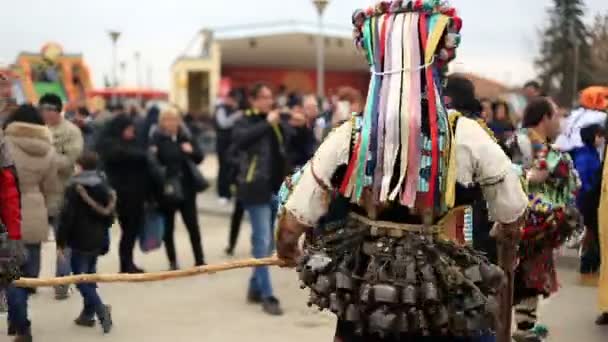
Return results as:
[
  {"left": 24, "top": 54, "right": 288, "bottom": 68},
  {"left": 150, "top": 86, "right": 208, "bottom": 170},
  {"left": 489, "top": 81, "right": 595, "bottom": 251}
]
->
[{"left": 13, "top": 257, "right": 286, "bottom": 288}]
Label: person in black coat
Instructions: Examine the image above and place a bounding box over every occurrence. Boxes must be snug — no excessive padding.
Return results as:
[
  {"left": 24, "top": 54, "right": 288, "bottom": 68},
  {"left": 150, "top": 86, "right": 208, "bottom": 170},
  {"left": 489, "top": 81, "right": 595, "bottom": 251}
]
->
[
  {"left": 56, "top": 151, "right": 114, "bottom": 333},
  {"left": 150, "top": 107, "right": 205, "bottom": 270},
  {"left": 96, "top": 114, "right": 152, "bottom": 274},
  {"left": 231, "top": 83, "right": 288, "bottom": 316}
]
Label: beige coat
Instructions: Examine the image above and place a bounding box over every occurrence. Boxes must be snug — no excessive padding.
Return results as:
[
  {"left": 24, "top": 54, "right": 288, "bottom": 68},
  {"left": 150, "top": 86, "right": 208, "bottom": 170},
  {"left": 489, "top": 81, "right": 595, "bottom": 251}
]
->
[
  {"left": 49, "top": 118, "right": 84, "bottom": 186},
  {"left": 5, "top": 122, "right": 62, "bottom": 243}
]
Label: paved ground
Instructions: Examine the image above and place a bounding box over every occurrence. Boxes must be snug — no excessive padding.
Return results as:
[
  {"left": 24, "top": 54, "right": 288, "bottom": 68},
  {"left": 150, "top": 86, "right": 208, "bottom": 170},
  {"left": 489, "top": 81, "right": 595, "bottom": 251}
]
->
[{"left": 2, "top": 157, "right": 606, "bottom": 341}]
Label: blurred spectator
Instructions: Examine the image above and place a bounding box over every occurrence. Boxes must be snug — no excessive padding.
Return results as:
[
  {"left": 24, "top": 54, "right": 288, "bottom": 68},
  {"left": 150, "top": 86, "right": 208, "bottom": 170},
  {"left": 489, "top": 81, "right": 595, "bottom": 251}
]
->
[
  {"left": 574, "top": 124, "right": 604, "bottom": 278},
  {"left": 0, "top": 72, "right": 17, "bottom": 125},
  {"left": 214, "top": 90, "right": 243, "bottom": 204},
  {"left": 150, "top": 107, "right": 206, "bottom": 270},
  {"left": 480, "top": 98, "right": 494, "bottom": 123},
  {"left": 444, "top": 74, "right": 480, "bottom": 117},
  {"left": 287, "top": 94, "right": 320, "bottom": 168},
  {"left": 56, "top": 151, "right": 114, "bottom": 334},
  {"left": 39, "top": 93, "right": 84, "bottom": 300},
  {"left": 232, "top": 83, "right": 287, "bottom": 316},
  {"left": 523, "top": 80, "right": 543, "bottom": 102},
  {"left": 97, "top": 114, "right": 152, "bottom": 274},
  {"left": 4, "top": 104, "right": 62, "bottom": 338},
  {"left": 73, "top": 107, "right": 96, "bottom": 150},
  {"left": 275, "top": 84, "right": 288, "bottom": 111},
  {"left": 489, "top": 100, "right": 516, "bottom": 144},
  {"left": 332, "top": 86, "right": 364, "bottom": 128}
]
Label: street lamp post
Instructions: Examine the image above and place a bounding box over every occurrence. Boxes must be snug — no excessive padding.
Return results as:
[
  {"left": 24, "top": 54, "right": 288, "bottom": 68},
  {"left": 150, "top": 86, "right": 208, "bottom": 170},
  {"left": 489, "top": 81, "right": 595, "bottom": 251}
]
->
[
  {"left": 134, "top": 51, "right": 142, "bottom": 87},
  {"left": 108, "top": 31, "right": 121, "bottom": 87},
  {"left": 313, "top": 0, "right": 329, "bottom": 99}
]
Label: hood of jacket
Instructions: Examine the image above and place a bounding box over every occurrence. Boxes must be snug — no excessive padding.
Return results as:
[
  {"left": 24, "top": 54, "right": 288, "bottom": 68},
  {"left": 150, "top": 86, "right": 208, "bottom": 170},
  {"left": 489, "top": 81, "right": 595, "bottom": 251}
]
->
[
  {"left": 4, "top": 122, "right": 53, "bottom": 157},
  {"left": 71, "top": 170, "right": 106, "bottom": 187}
]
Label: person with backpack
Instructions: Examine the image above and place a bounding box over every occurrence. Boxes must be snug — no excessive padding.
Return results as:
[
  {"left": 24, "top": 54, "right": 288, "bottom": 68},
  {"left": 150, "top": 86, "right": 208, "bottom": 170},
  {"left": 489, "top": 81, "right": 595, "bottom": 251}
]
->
[{"left": 56, "top": 151, "right": 115, "bottom": 334}]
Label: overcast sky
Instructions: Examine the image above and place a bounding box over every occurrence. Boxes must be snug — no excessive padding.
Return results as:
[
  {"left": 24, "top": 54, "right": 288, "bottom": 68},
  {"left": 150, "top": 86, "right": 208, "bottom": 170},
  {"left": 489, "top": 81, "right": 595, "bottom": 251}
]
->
[{"left": 1, "top": 0, "right": 607, "bottom": 89}]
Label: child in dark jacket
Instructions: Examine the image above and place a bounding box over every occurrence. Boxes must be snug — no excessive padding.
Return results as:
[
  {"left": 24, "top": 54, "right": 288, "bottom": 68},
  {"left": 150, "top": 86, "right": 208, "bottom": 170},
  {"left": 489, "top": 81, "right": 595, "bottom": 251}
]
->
[{"left": 57, "top": 151, "right": 116, "bottom": 334}]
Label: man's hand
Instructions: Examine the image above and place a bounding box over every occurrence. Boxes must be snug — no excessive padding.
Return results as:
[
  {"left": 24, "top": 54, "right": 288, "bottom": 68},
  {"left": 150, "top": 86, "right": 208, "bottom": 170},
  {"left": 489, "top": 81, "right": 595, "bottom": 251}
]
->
[
  {"left": 276, "top": 214, "right": 307, "bottom": 268},
  {"left": 266, "top": 110, "right": 281, "bottom": 125},
  {"left": 181, "top": 142, "right": 193, "bottom": 154}
]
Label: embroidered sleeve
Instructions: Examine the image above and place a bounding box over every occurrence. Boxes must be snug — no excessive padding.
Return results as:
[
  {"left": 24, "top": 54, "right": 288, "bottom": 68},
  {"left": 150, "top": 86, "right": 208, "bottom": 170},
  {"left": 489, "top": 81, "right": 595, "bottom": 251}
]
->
[
  {"left": 283, "top": 121, "right": 352, "bottom": 226},
  {"left": 455, "top": 117, "right": 528, "bottom": 224}
]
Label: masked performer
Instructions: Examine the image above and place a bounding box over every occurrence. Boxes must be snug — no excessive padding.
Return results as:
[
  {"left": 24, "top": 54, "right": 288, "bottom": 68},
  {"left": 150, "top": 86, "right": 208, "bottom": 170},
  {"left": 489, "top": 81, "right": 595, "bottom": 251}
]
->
[
  {"left": 506, "top": 97, "right": 581, "bottom": 342},
  {"left": 276, "top": 1, "right": 528, "bottom": 341}
]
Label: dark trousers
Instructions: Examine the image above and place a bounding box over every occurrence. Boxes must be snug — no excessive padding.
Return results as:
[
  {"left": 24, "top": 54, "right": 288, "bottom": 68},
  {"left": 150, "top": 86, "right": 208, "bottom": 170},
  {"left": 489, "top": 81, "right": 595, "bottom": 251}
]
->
[
  {"left": 117, "top": 207, "right": 144, "bottom": 272},
  {"left": 227, "top": 201, "right": 245, "bottom": 251},
  {"left": 6, "top": 244, "right": 40, "bottom": 335},
  {"left": 216, "top": 133, "right": 232, "bottom": 199},
  {"left": 581, "top": 226, "right": 601, "bottom": 274},
  {"left": 71, "top": 251, "right": 104, "bottom": 318},
  {"left": 162, "top": 195, "right": 205, "bottom": 266}
]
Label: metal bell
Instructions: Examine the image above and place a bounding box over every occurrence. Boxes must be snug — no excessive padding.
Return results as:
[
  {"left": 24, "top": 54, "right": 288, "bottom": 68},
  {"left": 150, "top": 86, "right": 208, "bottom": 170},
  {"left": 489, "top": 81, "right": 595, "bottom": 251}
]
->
[
  {"left": 345, "top": 304, "right": 360, "bottom": 322},
  {"left": 464, "top": 265, "right": 483, "bottom": 284},
  {"left": 369, "top": 308, "right": 397, "bottom": 335},
  {"left": 360, "top": 283, "right": 372, "bottom": 303},
  {"left": 409, "top": 309, "right": 421, "bottom": 332},
  {"left": 422, "top": 282, "right": 439, "bottom": 303},
  {"left": 298, "top": 267, "right": 316, "bottom": 286},
  {"left": 313, "top": 274, "right": 334, "bottom": 294},
  {"left": 373, "top": 284, "right": 399, "bottom": 304},
  {"left": 433, "top": 305, "right": 449, "bottom": 328},
  {"left": 418, "top": 311, "right": 430, "bottom": 336},
  {"left": 306, "top": 253, "right": 333, "bottom": 273},
  {"left": 484, "top": 295, "right": 499, "bottom": 316},
  {"left": 420, "top": 264, "right": 436, "bottom": 282},
  {"left": 329, "top": 292, "right": 345, "bottom": 315},
  {"left": 479, "top": 263, "right": 505, "bottom": 290},
  {"left": 406, "top": 258, "right": 417, "bottom": 284},
  {"left": 397, "top": 312, "right": 409, "bottom": 333},
  {"left": 402, "top": 284, "right": 417, "bottom": 305},
  {"left": 463, "top": 290, "right": 485, "bottom": 311},
  {"left": 465, "top": 310, "right": 484, "bottom": 334},
  {"left": 336, "top": 271, "right": 353, "bottom": 291}
]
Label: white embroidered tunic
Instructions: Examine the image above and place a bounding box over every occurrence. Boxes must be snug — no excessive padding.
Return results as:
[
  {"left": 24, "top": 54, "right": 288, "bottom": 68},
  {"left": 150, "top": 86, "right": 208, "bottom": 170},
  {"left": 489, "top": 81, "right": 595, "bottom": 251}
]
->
[{"left": 285, "top": 117, "right": 528, "bottom": 226}]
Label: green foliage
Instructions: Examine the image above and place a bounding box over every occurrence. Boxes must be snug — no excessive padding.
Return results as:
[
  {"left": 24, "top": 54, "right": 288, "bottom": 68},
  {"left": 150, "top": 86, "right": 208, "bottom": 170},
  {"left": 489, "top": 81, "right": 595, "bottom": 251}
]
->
[{"left": 535, "top": 0, "right": 594, "bottom": 106}]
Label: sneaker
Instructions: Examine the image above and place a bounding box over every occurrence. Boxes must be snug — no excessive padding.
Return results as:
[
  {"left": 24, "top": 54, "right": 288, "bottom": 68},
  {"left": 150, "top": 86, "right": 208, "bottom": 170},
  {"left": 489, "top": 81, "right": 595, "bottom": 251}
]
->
[
  {"left": 54, "top": 285, "right": 69, "bottom": 300},
  {"left": 13, "top": 334, "right": 33, "bottom": 342},
  {"left": 512, "top": 330, "right": 542, "bottom": 342},
  {"left": 74, "top": 311, "right": 96, "bottom": 328},
  {"left": 225, "top": 247, "right": 235, "bottom": 257},
  {"left": 96, "top": 305, "right": 113, "bottom": 334},
  {"left": 247, "top": 288, "right": 262, "bottom": 304},
  {"left": 261, "top": 297, "right": 284, "bottom": 316},
  {"left": 596, "top": 312, "right": 608, "bottom": 325}
]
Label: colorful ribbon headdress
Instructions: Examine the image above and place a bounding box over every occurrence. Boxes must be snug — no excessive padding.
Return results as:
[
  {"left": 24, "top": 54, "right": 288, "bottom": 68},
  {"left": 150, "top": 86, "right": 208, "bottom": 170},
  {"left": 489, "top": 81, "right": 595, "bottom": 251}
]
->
[{"left": 341, "top": 0, "right": 462, "bottom": 218}]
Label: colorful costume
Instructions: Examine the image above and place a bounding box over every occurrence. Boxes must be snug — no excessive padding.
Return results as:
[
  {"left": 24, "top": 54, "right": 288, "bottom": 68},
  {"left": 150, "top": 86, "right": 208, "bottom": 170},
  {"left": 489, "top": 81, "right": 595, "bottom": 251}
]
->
[
  {"left": 505, "top": 128, "right": 581, "bottom": 338},
  {"left": 276, "top": 1, "right": 528, "bottom": 341}
]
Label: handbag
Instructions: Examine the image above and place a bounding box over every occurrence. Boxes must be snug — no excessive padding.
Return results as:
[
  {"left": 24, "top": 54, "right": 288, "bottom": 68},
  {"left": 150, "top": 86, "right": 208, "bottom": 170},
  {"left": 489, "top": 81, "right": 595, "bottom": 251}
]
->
[
  {"left": 163, "top": 175, "right": 185, "bottom": 204},
  {"left": 139, "top": 207, "right": 166, "bottom": 253},
  {"left": 186, "top": 159, "right": 209, "bottom": 193}
]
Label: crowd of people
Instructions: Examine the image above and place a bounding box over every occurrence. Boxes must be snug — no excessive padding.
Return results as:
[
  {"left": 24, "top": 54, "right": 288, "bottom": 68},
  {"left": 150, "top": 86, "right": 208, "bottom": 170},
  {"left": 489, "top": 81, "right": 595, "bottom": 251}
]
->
[
  {"left": 0, "top": 58, "right": 607, "bottom": 342},
  {"left": 0, "top": 68, "right": 212, "bottom": 340}
]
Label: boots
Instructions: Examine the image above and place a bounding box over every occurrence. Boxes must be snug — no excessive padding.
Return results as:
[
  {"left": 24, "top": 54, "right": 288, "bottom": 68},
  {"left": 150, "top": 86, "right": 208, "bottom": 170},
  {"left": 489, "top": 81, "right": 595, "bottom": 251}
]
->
[
  {"left": 96, "top": 304, "right": 113, "bottom": 334},
  {"left": 13, "top": 327, "right": 32, "bottom": 342},
  {"left": 54, "top": 285, "right": 69, "bottom": 300},
  {"left": 74, "top": 310, "right": 96, "bottom": 328}
]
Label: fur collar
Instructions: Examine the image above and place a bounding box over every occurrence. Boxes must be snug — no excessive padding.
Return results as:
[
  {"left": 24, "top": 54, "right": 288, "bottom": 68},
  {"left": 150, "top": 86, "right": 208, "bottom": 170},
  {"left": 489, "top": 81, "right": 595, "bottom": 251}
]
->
[{"left": 5, "top": 122, "right": 52, "bottom": 142}]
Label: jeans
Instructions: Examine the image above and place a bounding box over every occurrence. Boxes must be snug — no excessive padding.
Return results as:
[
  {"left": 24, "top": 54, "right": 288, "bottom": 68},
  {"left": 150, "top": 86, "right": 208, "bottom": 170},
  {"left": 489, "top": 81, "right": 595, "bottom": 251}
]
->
[
  {"left": 244, "top": 196, "right": 278, "bottom": 299},
  {"left": 52, "top": 218, "right": 71, "bottom": 277},
  {"left": 71, "top": 251, "right": 104, "bottom": 318},
  {"left": 7, "top": 244, "right": 41, "bottom": 334}
]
